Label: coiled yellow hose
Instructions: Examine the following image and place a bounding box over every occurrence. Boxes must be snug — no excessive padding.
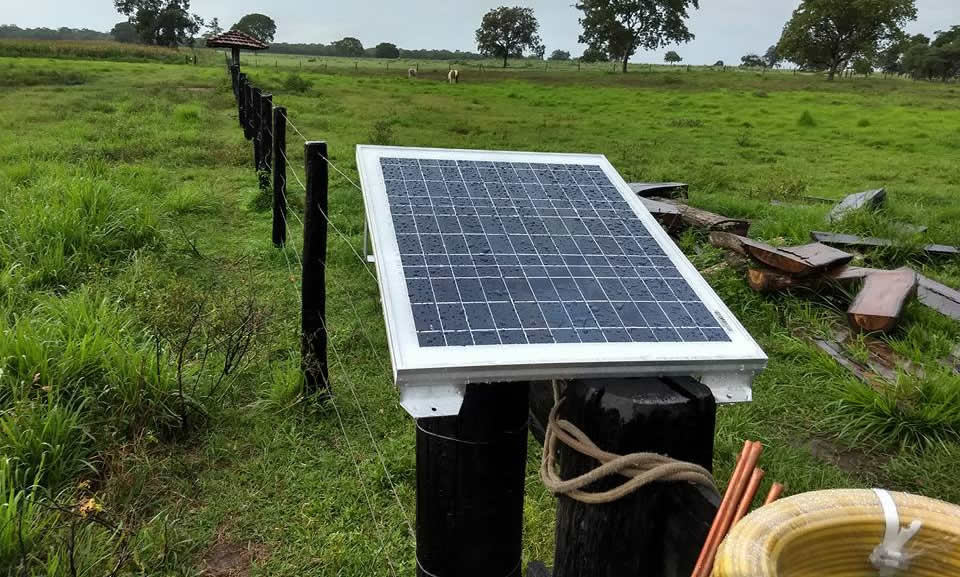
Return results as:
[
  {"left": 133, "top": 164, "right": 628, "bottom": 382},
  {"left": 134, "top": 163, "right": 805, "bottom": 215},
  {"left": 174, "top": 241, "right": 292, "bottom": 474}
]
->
[{"left": 713, "top": 489, "right": 960, "bottom": 577}]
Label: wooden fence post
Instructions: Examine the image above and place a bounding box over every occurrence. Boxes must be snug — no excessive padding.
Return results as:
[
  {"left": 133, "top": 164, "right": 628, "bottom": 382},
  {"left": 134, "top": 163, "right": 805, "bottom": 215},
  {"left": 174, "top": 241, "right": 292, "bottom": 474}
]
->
[
  {"left": 237, "top": 73, "right": 247, "bottom": 128},
  {"left": 416, "top": 382, "right": 530, "bottom": 577},
  {"left": 258, "top": 93, "right": 273, "bottom": 190},
  {"left": 544, "top": 377, "right": 719, "bottom": 577},
  {"left": 243, "top": 83, "right": 255, "bottom": 141},
  {"left": 251, "top": 88, "right": 262, "bottom": 170},
  {"left": 272, "top": 106, "right": 287, "bottom": 247},
  {"left": 302, "top": 141, "right": 329, "bottom": 397}
]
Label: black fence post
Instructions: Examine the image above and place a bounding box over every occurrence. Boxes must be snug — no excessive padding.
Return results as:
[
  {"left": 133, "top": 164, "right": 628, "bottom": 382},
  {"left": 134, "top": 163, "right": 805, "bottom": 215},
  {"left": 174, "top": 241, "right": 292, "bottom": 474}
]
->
[
  {"left": 416, "top": 382, "right": 530, "bottom": 577},
  {"left": 546, "top": 377, "right": 719, "bottom": 577},
  {"left": 272, "top": 107, "right": 287, "bottom": 247},
  {"left": 243, "top": 83, "right": 255, "bottom": 141},
  {"left": 237, "top": 74, "right": 247, "bottom": 128},
  {"left": 251, "top": 88, "right": 262, "bottom": 171},
  {"left": 258, "top": 93, "right": 273, "bottom": 190},
  {"left": 302, "top": 141, "right": 329, "bottom": 397}
]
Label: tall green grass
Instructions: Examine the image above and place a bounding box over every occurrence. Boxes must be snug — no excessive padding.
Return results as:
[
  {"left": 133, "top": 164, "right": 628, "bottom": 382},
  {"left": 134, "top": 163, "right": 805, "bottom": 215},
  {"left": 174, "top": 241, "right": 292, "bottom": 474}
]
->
[{"left": 0, "top": 39, "right": 188, "bottom": 64}]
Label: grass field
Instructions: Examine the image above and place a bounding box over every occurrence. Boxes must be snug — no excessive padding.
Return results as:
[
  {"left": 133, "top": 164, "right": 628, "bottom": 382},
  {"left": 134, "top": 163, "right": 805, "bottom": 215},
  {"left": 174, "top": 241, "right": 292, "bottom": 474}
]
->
[{"left": 0, "top": 52, "right": 958, "bottom": 575}]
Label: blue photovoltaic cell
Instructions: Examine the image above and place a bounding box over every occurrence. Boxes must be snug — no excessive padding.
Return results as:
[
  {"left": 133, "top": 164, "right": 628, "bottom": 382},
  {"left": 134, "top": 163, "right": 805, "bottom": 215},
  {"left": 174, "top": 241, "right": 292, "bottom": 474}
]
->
[{"left": 380, "top": 157, "right": 730, "bottom": 348}]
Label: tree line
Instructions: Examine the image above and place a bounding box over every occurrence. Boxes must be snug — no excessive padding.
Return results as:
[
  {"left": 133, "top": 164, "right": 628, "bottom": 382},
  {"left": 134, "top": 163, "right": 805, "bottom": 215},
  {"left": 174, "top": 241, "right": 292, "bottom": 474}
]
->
[{"left": 0, "top": 25, "right": 112, "bottom": 41}]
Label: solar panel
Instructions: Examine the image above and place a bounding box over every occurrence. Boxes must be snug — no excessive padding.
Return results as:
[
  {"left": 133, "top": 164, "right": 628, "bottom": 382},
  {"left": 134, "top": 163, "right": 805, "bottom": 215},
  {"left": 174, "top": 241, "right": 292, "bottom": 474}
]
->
[{"left": 357, "top": 146, "right": 767, "bottom": 416}]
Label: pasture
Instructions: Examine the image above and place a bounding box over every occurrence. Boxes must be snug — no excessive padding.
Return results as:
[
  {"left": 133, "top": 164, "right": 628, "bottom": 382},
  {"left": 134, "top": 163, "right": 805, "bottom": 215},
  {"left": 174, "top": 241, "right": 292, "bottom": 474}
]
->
[{"left": 0, "top": 51, "right": 958, "bottom": 574}]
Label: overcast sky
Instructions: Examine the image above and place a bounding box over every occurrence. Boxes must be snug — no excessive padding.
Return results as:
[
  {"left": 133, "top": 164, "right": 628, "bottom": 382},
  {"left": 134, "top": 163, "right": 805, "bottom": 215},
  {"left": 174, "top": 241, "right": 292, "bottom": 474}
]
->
[{"left": 5, "top": 1, "right": 958, "bottom": 64}]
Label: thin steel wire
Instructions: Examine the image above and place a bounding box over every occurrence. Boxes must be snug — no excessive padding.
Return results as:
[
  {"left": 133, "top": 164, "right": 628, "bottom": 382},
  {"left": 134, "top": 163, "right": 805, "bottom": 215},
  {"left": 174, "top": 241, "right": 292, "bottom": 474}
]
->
[{"left": 261, "top": 103, "right": 416, "bottom": 542}]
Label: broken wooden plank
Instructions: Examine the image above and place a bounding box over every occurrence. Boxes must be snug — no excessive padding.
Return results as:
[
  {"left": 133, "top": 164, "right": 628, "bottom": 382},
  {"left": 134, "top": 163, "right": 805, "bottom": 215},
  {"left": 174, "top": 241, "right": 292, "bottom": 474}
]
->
[
  {"left": 651, "top": 197, "right": 751, "bottom": 236},
  {"left": 628, "top": 182, "right": 689, "bottom": 199},
  {"left": 781, "top": 244, "right": 855, "bottom": 270},
  {"left": 810, "top": 231, "right": 959, "bottom": 258},
  {"left": 737, "top": 237, "right": 852, "bottom": 276},
  {"left": 815, "top": 340, "right": 881, "bottom": 385},
  {"left": 917, "top": 275, "right": 960, "bottom": 321},
  {"left": 827, "top": 188, "right": 886, "bottom": 222},
  {"left": 847, "top": 268, "right": 917, "bottom": 333},
  {"left": 638, "top": 196, "right": 683, "bottom": 233}
]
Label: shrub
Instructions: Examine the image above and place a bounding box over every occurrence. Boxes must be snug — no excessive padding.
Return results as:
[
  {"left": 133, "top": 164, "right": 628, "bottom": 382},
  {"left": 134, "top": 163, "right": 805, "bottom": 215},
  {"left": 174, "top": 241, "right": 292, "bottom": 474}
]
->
[
  {"left": 173, "top": 104, "right": 201, "bottom": 123},
  {"left": 368, "top": 119, "right": 395, "bottom": 146},
  {"left": 857, "top": 118, "right": 871, "bottom": 127},
  {"left": 798, "top": 110, "right": 816, "bottom": 127},
  {"left": 283, "top": 72, "right": 312, "bottom": 94}
]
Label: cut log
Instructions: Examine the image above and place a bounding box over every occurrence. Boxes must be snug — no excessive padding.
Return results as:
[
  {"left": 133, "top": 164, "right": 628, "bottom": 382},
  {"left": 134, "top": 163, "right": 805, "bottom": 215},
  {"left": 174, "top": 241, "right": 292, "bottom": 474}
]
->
[
  {"left": 827, "top": 266, "right": 881, "bottom": 283},
  {"left": 810, "top": 231, "right": 959, "bottom": 258},
  {"left": 815, "top": 340, "right": 887, "bottom": 388},
  {"left": 708, "top": 232, "right": 748, "bottom": 256},
  {"left": 638, "top": 196, "right": 683, "bottom": 233},
  {"left": 628, "top": 182, "right": 689, "bottom": 199},
  {"left": 847, "top": 268, "right": 917, "bottom": 333},
  {"left": 651, "top": 197, "right": 751, "bottom": 236},
  {"left": 827, "top": 188, "right": 886, "bottom": 222},
  {"left": 739, "top": 238, "right": 852, "bottom": 277},
  {"left": 747, "top": 268, "right": 796, "bottom": 292},
  {"left": 917, "top": 275, "right": 960, "bottom": 321}
]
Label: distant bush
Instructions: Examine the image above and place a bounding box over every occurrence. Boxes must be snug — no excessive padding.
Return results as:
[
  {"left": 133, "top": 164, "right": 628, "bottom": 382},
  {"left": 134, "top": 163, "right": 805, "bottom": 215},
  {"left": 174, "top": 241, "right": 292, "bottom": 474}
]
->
[
  {"left": 753, "top": 90, "right": 769, "bottom": 98},
  {"left": 736, "top": 128, "right": 754, "bottom": 147},
  {"left": 857, "top": 118, "right": 871, "bottom": 127},
  {"left": 283, "top": 72, "right": 312, "bottom": 94},
  {"left": 798, "top": 110, "right": 816, "bottom": 127}
]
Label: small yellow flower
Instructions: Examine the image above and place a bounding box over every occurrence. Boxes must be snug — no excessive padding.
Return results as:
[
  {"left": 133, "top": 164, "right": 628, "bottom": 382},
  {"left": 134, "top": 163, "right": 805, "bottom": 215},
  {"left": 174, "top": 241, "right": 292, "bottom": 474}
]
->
[{"left": 77, "top": 497, "right": 103, "bottom": 518}]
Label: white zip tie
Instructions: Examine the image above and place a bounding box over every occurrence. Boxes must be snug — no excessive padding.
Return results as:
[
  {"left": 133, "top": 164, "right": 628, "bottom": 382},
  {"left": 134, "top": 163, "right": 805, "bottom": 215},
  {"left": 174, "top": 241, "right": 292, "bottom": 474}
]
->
[{"left": 870, "top": 488, "right": 923, "bottom": 576}]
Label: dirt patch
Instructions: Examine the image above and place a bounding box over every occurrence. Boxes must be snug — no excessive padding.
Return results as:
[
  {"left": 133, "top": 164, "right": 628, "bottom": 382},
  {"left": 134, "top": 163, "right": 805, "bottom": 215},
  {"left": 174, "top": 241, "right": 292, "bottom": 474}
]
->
[
  {"left": 182, "top": 87, "right": 215, "bottom": 93},
  {"left": 202, "top": 535, "right": 269, "bottom": 577},
  {"left": 806, "top": 438, "right": 883, "bottom": 476}
]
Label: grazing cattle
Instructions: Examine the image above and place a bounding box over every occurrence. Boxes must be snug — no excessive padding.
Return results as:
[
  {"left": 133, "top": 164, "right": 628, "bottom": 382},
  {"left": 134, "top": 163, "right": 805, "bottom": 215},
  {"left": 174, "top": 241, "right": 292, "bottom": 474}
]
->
[
  {"left": 448, "top": 69, "right": 459, "bottom": 84},
  {"left": 408, "top": 68, "right": 417, "bottom": 78}
]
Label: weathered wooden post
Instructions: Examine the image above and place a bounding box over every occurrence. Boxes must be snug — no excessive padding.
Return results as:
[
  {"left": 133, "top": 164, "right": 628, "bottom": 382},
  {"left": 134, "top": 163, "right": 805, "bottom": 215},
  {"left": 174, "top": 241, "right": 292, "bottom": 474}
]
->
[
  {"left": 231, "top": 46, "right": 240, "bottom": 67},
  {"left": 237, "top": 73, "right": 247, "bottom": 128},
  {"left": 416, "top": 382, "right": 530, "bottom": 577},
  {"left": 534, "top": 377, "right": 719, "bottom": 577},
  {"left": 251, "top": 88, "right": 262, "bottom": 171},
  {"left": 272, "top": 107, "right": 287, "bottom": 247},
  {"left": 243, "top": 83, "right": 255, "bottom": 141},
  {"left": 302, "top": 141, "right": 329, "bottom": 397},
  {"left": 258, "top": 93, "right": 273, "bottom": 191}
]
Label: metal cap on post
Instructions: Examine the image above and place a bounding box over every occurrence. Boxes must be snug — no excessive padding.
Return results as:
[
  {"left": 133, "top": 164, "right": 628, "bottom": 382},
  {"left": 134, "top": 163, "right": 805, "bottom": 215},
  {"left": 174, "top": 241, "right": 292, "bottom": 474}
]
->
[{"left": 302, "top": 141, "right": 329, "bottom": 397}]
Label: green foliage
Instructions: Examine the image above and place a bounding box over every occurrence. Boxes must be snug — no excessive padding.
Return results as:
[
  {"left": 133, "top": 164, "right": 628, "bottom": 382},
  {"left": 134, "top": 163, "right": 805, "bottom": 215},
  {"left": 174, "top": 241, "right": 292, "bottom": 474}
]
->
[
  {"left": 368, "top": 119, "right": 396, "bottom": 146},
  {"left": 375, "top": 42, "right": 401, "bottom": 59},
  {"left": 231, "top": 13, "right": 277, "bottom": 43},
  {"left": 664, "top": 50, "right": 682, "bottom": 64},
  {"left": 580, "top": 45, "right": 608, "bottom": 62},
  {"left": 764, "top": 44, "right": 781, "bottom": 68},
  {"left": 798, "top": 109, "right": 816, "bottom": 126},
  {"left": 777, "top": 0, "right": 918, "bottom": 80},
  {"left": 549, "top": 49, "right": 571, "bottom": 61},
  {"left": 110, "top": 21, "right": 138, "bottom": 44},
  {"left": 577, "top": 0, "right": 699, "bottom": 72},
  {"left": 741, "top": 53, "right": 764, "bottom": 68},
  {"left": 333, "top": 36, "right": 365, "bottom": 57},
  {"left": 0, "top": 39, "right": 183, "bottom": 63},
  {"left": 113, "top": 0, "right": 204, "bottom": 48},
  {"left": 475, "top": 6, "right": 543, "bottom": 67},
  {"left": 282, "top": 72, "right": 312, "bottom": 93}
]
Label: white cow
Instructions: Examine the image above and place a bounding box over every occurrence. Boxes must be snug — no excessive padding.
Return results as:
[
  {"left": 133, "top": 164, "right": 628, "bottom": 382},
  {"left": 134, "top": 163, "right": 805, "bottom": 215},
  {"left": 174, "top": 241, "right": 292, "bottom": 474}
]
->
[
  {"left": 448, "top": 69, "right": 460, "bottom": 84},
  {"left": 408, "top": 68, "right": 417, "bottom": 79}
]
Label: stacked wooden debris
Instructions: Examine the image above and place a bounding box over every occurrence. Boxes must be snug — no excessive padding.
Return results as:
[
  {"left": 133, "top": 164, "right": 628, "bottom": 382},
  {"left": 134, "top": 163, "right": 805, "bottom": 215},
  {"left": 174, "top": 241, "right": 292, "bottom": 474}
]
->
[
  {"left": 629, "top": 183, "right": 960, "bottom": 331},
  {"left": 708, "top": 233, "right": 917, "bottom": 333}
]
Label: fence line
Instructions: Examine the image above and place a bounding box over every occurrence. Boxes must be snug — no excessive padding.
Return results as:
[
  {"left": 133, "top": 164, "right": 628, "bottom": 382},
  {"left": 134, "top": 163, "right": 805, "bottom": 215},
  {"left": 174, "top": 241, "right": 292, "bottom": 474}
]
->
[{"left": 228, "top": 62, "right": 416, "bottom": 565}]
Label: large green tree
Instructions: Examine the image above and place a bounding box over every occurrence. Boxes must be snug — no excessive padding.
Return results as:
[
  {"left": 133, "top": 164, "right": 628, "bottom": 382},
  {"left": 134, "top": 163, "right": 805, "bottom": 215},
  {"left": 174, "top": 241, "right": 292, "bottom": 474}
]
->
[
  {"left": 664, "top": 50, "right": 681, "bottom": 64},
  {"left": 374, "top": 42, "right": 400, "bottom": 58},
  {"left": 576, "top": 0, "right": 699, "bottom": 73},
  {"left": 110, "top": 21, "right": 138, "bottom": 43},
  {"left": 763, "top": 44, "right": 781, "bottom": 68},
  {"left": 776, "top": 0, "right": 917, "bottom": 81},
  {"left": 114, "top": 0, "right": 203, "bottom": 47},
  {"left": 475, "top": 6, "right": 543, "bottom": 68},
  {"left": 231, "top": 13, "right": 276, "bottom": 43},
  {"left": 333, "top": 37, "right": 365, "bottom": 57},
  {"left": 202, "top": 17, "right": 222, "bottom": 39}
]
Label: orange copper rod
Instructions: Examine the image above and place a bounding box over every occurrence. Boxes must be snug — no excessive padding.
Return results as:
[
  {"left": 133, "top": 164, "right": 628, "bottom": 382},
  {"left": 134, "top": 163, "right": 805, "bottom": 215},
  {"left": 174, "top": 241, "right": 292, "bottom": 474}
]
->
[
  {"left": 763, "top": 482, "right": 784, "bottom": 505},
  {"left": 697, "top": 441, "right": 764, "bottom": 577},
  {"left": 732, "top": 467, "right": 765, "bottom": 524},
  {"left": 690, "top": 441, "right": 753, "bottom": 577}
]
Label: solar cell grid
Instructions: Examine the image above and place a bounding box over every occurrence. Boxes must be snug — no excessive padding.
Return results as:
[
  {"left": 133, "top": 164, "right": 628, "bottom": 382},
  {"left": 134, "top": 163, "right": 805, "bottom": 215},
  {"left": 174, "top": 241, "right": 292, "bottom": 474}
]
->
[{"left": 380, "top": 156, "right": 729, "bottom": 348}]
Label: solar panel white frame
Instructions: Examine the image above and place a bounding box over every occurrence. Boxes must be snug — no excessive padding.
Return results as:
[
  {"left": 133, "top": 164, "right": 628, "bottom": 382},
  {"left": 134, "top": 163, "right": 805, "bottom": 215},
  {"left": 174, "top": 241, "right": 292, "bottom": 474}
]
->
[{"left": 357, "top": 145, "right": 767, "bottom": 416}]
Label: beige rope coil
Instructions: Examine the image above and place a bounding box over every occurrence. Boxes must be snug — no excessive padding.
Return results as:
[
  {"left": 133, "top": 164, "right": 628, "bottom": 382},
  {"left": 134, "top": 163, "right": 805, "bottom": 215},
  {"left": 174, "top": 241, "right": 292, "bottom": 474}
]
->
[{"left": 539, "top": 383, "right": 717, "bottom": 504}]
